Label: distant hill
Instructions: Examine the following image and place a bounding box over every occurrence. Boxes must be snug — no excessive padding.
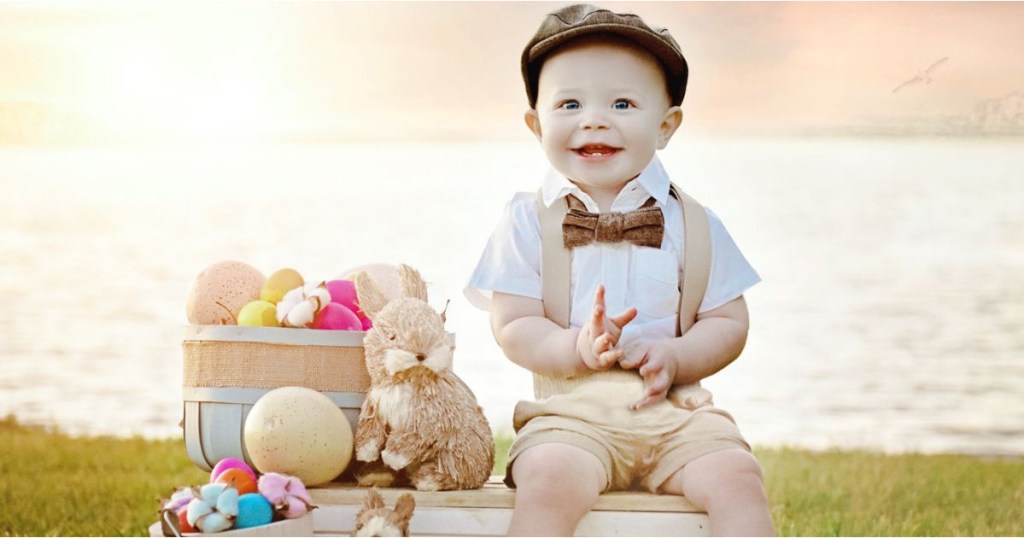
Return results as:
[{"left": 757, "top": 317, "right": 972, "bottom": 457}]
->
[
  {"left": 969, "top": 91, "right": 1024, "bottom": 135},
  {"left": 0, "top": 101, "right": 97, "bottom": 144},
  {"left": 804, "top": 91, "right": 1024, "bottom": 138}
]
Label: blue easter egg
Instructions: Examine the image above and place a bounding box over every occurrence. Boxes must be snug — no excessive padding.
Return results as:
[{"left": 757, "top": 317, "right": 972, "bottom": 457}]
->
[{"left": 235, "top": 493, "right": 274, "bottom": 529}]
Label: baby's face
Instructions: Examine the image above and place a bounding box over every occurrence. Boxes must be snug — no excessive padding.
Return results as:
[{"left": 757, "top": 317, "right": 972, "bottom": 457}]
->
[{"left": 528, "top": 40, "right": 680, "bottom": 197}]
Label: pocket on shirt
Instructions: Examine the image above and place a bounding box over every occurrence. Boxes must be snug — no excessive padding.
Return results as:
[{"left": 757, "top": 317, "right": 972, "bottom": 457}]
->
[{"left": 634, "top": 248, "right": 679, "bottom": 319}]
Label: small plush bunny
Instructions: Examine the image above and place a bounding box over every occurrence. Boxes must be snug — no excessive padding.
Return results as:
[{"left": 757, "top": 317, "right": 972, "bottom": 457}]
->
[
  {"left": 353, "top": 264, "right": 494, "bottom": 491},
  {"left": 351, "top": 489, "right": 415, "bottom": 537}
]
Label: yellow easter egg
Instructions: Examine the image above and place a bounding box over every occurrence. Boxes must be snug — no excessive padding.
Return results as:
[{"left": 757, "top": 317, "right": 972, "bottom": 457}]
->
[
  {"left": 261, "top": 268, "right": 304, "bottom": 304},
  {"left": 243, "top": 387, "right": 353, "bottom": 486},
  {"left": 186, "top": 261, "right": 265, "bottom": 325},
  {"left": 237, "top": 300, "right": 280, "bottom": 327}
]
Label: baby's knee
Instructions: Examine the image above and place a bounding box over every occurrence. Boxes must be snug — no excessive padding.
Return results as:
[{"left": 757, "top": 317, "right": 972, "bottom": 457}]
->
[
  {"left": 512, "top": 443, "right": 606, "bottom": 500},
  {"left": 676, "top": 449, "right": 767, "bottom": 508},
  {"left": 715, "top": 452, "right": 767, "bottom": 499}
]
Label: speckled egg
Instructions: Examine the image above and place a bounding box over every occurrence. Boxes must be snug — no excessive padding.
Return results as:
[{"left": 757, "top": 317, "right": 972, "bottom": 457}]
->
[
  {"left": 243, "top": 387, "right": 353, "bottom": 486},
  {"left": 186, "top": 261, "right": 265, "bottom": 325},
  {"left": 338, "top": 263, "right": 403, "bottom": 302}
]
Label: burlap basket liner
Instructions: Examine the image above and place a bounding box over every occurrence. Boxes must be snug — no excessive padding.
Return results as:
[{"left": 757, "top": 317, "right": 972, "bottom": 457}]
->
[{"left": 182, "top": 325, "right": 370, "bottom": 393}]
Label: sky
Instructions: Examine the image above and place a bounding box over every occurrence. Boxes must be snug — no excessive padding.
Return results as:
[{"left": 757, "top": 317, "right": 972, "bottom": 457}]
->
[{"left": 1, "top": 1, "right": 1023, "bottom": 142}]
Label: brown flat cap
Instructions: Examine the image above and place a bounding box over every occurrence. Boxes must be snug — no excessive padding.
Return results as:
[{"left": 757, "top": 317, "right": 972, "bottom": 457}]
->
[{"left": 522, "top": 3, "right": 688, "bottom": 108}]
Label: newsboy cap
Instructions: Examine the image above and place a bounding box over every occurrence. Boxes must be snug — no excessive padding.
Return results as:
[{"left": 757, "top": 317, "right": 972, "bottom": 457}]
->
[{"left": 521, "top": 3, "right": 688, "bottom": 108}]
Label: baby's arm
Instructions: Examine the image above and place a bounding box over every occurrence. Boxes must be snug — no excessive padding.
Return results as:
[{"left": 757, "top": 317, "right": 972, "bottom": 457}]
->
[
  {"left": 621, "top": 295, "right": 750, "bottom": 410},
  {"left": 491, "top": 286, "right": 636, "bottom": 377}
]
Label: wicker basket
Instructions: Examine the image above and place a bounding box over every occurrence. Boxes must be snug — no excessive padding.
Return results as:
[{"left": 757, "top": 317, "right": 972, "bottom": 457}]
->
[
  {"left": 149, "top": 513, "right": 314, "bottom": 537},
  {"left": 181, "top": 325, "right": 370, "bottom": 472}
]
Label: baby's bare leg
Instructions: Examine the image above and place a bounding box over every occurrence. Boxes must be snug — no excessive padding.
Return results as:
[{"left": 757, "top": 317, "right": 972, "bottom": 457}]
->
[
  {"left": 661, "top": 448, "right": 775, "bottom": 536},
  {"left": 508, "top": 443, "right": 606, "bottom": 536}
]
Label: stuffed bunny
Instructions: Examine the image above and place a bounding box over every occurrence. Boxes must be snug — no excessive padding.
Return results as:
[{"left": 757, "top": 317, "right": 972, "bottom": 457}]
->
[
  {"left": 351, "top": 488, "right": 415, "bottom": 537},
  {"left": 353, "top": 264, "right": 494, "bottom": 491}
]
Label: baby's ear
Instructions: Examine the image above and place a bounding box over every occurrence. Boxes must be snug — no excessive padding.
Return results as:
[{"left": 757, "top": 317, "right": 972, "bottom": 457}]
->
[
  {"left": 657, "top": 106, "right": 683, "bottom": 149},
  {"left": 397, "top": 264, "right": 428, "bottom": 302},
  {"left": 354, "top": 271, "right": 389, "bottom": 321},
  {"left": 524, "top": 109, "right": 543, "bottom": 141},
  {"left": 394, "top": 493, "right": 416, "bottom": 521}
]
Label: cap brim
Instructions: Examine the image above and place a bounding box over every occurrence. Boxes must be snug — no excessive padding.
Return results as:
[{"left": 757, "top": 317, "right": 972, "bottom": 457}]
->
[{"left": 523, "top": 22, "right": 688, "bottom": 107}]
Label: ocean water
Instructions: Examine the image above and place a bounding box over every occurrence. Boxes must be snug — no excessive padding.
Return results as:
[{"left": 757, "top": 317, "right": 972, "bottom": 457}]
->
[{"left": 1, "top": 136, "right": 1021, "bottom": 457}]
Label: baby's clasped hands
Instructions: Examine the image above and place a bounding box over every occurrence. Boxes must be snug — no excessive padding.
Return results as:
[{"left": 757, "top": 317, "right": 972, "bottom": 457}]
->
[
  {"left": 576, "top": 284, "right": 680, "bottom": 411},
  {"left": 575, "top": 284, "right": 637, "bottom": 371}
]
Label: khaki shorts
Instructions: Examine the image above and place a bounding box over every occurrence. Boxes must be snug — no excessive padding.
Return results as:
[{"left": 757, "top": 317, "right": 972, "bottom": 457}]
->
[{"left": 505, "top": 377, "right": 750, "bottom": 493}]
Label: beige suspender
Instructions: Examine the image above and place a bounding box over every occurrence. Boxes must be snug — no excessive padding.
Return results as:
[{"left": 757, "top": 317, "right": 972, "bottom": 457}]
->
[{"left": 536, "top": 184, "right": 711, "bottom": 336}]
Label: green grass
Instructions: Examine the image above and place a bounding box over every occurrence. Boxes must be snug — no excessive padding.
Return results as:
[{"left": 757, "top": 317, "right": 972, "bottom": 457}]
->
[
  {"left": 1, "top": 416, "right": 1021, "bottom": 536},
  {"left": 759, "top": 447, "right": 1024, "bottom": 536}
]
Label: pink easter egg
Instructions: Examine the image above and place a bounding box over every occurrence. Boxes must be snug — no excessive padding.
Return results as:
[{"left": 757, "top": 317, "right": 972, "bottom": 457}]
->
[
  {"left": 325, "top": 280, "right": 358, "bottom": 309},
  {"left": 210, "top": 457, "right": 256, "bottom": 483},
  {"left": 360, "top": 316, "right": 372, "bottom": 331},
  {"left": 313, "top": 302, "right": 362, "bottom": 331}
]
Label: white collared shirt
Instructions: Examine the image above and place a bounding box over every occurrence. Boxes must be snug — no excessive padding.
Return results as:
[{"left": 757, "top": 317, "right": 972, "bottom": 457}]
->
[{"left": 465, "top": 157, "right": 760, "bottom": 351}]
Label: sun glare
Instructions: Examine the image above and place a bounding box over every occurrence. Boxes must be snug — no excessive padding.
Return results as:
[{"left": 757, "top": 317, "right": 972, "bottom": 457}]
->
[{"left": 76, "top": 10, "right": 279, "bottom": 141}]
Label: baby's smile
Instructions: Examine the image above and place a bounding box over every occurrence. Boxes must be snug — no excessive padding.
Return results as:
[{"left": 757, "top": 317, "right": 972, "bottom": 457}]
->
[{"left": 573, "top": 143, "right": 622, "bottom": 159}]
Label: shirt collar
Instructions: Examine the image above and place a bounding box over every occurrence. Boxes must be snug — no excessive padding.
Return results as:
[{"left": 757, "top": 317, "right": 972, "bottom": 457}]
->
[{"left": 540, "top": 156, "right": 672, "bottom": 211}]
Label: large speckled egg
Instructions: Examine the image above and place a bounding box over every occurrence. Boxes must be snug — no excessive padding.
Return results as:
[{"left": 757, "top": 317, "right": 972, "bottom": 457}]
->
[
  {"left": 243, "top": 387, "right": 353, "bottom": 486},
  {"left": 186, "top": 261, "right": 265, "bottom": 325},
  {"left": 338, "top": 263, "right": 403, "bottom": 302}
]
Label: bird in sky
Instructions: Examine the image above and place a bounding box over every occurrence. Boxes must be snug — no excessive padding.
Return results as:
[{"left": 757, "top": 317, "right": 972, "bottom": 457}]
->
[{"left": 892, "top": 56, "right": 949, "bottom": 93}]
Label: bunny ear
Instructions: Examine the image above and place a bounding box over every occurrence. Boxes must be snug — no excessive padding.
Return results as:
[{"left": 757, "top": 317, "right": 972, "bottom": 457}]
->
[
  {"left": 364, "top": 488, "right": 385, "bottom": 511},
  {"left": 397, "top": 264, "right": 428, "bottom": 302},
  {"left": 439, "top": 299, "right": 450, "bottom": 326},
  {"left": 393, "top": 493, "right": 416, "bottom": 521},
  {"left": 354, "top": 271, "right": 389, "bottom": 321}
]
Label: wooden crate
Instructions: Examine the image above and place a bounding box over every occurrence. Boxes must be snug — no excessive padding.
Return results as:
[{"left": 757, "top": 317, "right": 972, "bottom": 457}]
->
[
  {"left": 308, "top": 477, "right": 709, "bottom": 536},
  {"left": 181, "top": 325, "right": 369, "bottom": 471}
]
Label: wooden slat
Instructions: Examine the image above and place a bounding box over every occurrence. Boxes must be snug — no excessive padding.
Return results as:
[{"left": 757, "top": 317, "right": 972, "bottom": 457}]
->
[
  {"left": 310, "top": 477, "right": 701, "bottom": 513},
  {"left": 312, "top": 504, "right": 709, "bottom": 537}
]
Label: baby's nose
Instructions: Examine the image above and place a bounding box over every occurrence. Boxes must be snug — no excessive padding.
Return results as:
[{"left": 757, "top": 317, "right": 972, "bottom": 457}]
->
[{"left": 579, "top": 112, "right": 609, "bottom": 130}]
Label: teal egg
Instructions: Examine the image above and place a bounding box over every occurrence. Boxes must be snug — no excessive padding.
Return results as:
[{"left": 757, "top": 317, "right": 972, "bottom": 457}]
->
[{"left": 235, "top": 493, "right": 274, "bottom": 529}]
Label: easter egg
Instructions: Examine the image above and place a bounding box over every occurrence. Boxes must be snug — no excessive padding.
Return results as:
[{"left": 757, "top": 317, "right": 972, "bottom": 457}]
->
[
  {"left": 261, "top": 268, "right": 304, "bottom": 304},
  {"left": 176, "top": 507, "right": 196, "bottom": 533},
  {"left": 235, "top": 493, "right": 274, "bottom": 529},
  {"left": 237, "top": 300, "right": 280, "bottom": 327},
  {"left": 186, "top": 261, "right": 265, "bottom": 325},
  {"left": 312, "top": 302, "right": 362, "bottom": 331},
  {"left": 338, "top": 263, "right": 403, "bottom": 303},
  {"left": 215, "top": 467, "right": 258, "bottom": 495},
  {"left": 210, "top": 457, "right": 257, "bottom": 483},
  {"left": 243, "top": 386, "right": 353, "bottom": 486},
  {"left": 325, "top": 279, "right": 358, "bottom": 309}
]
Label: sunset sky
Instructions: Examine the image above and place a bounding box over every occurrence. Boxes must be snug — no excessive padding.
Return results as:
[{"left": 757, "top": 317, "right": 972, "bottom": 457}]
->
[{"left": 1, "top": 1, "right": 1022, "bottom": 142}]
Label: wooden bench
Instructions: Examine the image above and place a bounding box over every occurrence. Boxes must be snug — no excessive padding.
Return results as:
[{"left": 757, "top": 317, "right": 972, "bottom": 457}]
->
[{"left": 308, "top": 477, "right": 709, "bottom": 536}]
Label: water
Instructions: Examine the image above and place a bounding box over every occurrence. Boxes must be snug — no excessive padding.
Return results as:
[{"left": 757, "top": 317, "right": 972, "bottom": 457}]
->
[{"left": 1, "top": 136, "right": 1021, "bottom": 457}]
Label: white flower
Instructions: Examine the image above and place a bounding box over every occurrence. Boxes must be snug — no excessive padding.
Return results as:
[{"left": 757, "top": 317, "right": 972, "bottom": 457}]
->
[{"left": 276, "top": 281, "right": 332, "bottom": 328}]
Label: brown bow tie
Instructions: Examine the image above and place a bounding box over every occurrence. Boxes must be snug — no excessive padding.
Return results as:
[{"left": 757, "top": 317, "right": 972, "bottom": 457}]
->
[{"left": 562, "top": 195, "right": 664, "bottom": 249}]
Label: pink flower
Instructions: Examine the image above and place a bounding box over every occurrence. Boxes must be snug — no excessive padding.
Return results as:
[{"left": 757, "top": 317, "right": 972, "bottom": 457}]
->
[{"left": 257, "top": 472, "right": 316, "bottom": 518}]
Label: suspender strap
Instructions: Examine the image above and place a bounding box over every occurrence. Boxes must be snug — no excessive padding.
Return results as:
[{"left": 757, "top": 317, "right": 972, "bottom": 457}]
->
[
  {"left": 671, "top": 184, "right": 711, "bottom": 335},
  {"left": 537, "top": 188, "right": 572, "bottom": 328},
  {"left": 535, "top": 184, "right": 711, "bottom": 334}
]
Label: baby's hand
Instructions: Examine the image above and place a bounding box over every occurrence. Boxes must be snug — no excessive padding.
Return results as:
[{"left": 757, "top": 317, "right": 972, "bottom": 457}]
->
[
  {"left": 620, "top": 341, "right": 678, "bottom": 410},
  {"left": 576, "top": 285, "right": 637, "bottom": 371}
]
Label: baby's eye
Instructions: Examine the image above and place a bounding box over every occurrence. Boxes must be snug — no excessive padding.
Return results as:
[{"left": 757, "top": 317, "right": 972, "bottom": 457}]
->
[
  {"left": 613, "top": 99, "right": 633, "bottom": 110},
  {"left": 559, "top": 100, "right": 580, "bottom": 110}
]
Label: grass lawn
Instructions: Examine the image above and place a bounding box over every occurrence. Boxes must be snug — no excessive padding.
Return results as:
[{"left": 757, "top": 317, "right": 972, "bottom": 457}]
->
[{"left": 1, "top": 416, "right": 1021, "bottom": 536}]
